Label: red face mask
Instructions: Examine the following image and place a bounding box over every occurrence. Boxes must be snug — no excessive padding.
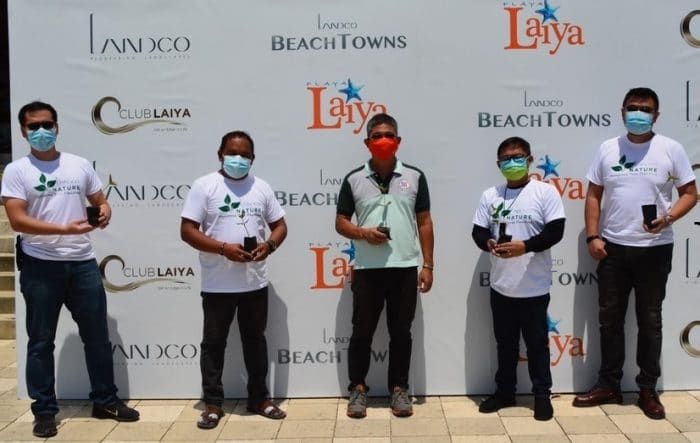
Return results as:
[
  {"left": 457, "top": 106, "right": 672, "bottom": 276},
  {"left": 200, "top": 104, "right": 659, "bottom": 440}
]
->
[{"left": 368, "top": 137, "right": 399, "bottom": 160}]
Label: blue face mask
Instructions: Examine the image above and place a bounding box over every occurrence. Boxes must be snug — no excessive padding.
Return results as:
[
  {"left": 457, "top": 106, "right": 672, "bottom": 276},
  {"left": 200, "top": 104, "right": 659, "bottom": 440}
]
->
[
  {"left": 27, "top": 128, "right": 57, "bottom": 152},
  {"left": 625, "top": 111, "right": 654, "bottom": 135},
  {"left": 223, "top": 155, "right": 252, "bottom": 179}
]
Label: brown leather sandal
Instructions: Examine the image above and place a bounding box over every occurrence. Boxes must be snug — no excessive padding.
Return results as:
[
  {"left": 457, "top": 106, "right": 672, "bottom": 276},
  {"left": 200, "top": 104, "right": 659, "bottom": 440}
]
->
[
  {"left": 246, "top": 399, "right": 286, "bottom": 419},
  {"left": 197, "top": 405, "right": 224, "bottom": 429}
]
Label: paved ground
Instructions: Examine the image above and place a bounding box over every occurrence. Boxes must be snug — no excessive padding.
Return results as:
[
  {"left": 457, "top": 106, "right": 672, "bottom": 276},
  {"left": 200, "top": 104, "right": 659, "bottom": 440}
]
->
[{"left": 0, "top": 340, "right": 699, "bottom": 442}]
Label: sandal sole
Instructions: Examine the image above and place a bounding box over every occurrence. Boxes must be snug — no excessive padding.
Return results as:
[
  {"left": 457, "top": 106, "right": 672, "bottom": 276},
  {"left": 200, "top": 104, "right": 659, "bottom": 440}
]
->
[{"left": 246, "top": 407, "right": 286, "bottom": 419}]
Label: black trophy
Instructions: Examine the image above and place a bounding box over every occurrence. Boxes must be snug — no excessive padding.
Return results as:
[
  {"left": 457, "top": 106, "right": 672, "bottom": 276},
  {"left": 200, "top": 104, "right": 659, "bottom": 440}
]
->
[
  {"left": 237, "top": 209, "right": 257, "bottom": 253},
  {"left": 497, "top": 222, "right": 512, "bottom": 244},
  {"left": 377, "top": 199, "right": 392, "bottom": 239}
]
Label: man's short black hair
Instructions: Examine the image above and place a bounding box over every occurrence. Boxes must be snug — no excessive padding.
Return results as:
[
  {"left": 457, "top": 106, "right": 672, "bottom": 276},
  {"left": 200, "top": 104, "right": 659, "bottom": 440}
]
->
[
  {"left": 218, "top": 130, "right": 255, "bottom": 154},
  {"left": 18, "top": 101, "right": 58, "bottom": 126},
  {"left": 497, "top": 136, "right": 531, "bottom": 158},
  {"left": 622, "top": 87, "right": 660, "bottom": 111},
  {"left": 366, "top": 113, "right": 398, "bottom": 137}
]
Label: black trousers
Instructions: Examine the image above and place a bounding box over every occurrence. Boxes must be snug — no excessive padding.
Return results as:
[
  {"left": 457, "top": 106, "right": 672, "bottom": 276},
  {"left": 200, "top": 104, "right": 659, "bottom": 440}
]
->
[
  {"left": 596, "top": 241, "right": 673, "bottom": 390},
  {"left": 200, "top": 288, "right": 269, "bottom": 407},
  {"left": 348, "top": 267, "right": 418, "bottom": 393},
  {"left": 490, "top": 289, "right": 552, "bottom": 398}
]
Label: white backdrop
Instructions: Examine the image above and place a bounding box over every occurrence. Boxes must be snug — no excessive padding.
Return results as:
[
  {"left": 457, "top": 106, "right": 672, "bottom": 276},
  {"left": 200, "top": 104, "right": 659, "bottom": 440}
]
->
[{"left": 7, "top": 0, "right": 700, "bottom": 398}]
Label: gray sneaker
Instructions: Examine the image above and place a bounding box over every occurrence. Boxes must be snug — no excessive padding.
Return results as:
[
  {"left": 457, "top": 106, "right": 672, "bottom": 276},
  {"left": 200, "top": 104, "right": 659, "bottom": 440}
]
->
[
  {"left": 347, "top": 384, "right": 368, "bottom": 418},
  {"left": 390, "top": 386, "right": 413, "bottom": 417}
]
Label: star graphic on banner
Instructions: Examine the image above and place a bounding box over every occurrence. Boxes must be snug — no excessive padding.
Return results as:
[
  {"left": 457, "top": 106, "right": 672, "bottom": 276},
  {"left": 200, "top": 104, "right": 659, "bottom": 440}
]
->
[
  {"left": 537, "top": 155, "right": 561, "bottom": 179},
  {"left": 547, "top": 315, "right": 560, "bottom": 334},
  {"left": 338, "top": 78, "right": 363, "bottom": 103},
  {"left": 341, "top": 241, "right": 356, "bottom": 263},
  {"left": 535, "top": 0, "right": 559, "bottom": 23}
]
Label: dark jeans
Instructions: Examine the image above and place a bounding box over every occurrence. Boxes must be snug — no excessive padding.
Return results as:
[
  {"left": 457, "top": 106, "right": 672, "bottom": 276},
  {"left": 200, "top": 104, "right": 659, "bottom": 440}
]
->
[
  {"left": 348, "top": 267, "right": 418, "bottom": 393},
  {"left": 19, "top": 254, "right": 118, "bottom": 417},
  {"left": 490, "top": 289, "right": 552, "bottom": 398},
  {"left": 596, "top": 241, "right": 673, "bottom": 390},
  {"left": 200, "top": 288, "right": 269, "bottom": 407}
]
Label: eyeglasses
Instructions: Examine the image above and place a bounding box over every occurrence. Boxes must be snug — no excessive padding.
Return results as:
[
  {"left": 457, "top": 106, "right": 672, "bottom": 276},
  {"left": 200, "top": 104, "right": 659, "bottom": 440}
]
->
[
  {"left": 26, "top": 121, "right": 56, "bottom": 131},
  {"left": 498, "top": 154, "right": 528, "bottom": 162},
  {"left": 369, "top": 132, "right": 397, "bottom": 140},
  {"left": 625, "top": 105, "right": 655, "bottom": 113}
]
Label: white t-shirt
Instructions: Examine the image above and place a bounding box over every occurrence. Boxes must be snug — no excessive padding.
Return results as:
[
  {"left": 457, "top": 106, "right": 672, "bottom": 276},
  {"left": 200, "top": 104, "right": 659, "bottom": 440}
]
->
[
  {"left": 586, "top": 134, "right": 695, "bottom": 247},
  {"left": 181, "top": 172, "right": 285, "bottom": 293},
  {"left": 0, "top": 152, "right": 102, "bottom": 261},
  {"left": 473, "top": 180, "right": 565, "bottom": 298}
]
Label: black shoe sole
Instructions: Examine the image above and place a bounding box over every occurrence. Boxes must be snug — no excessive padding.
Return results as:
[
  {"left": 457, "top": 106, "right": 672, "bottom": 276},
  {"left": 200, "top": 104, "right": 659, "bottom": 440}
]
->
[
  {"left": 33, "top": 429, "right": 57, "bottom": 438},
  {"left": 479, "top": 400, "right": 516, "bottom": 413},
  {"left": 92, "top": 411, "right": 140, "bottom": 422}
]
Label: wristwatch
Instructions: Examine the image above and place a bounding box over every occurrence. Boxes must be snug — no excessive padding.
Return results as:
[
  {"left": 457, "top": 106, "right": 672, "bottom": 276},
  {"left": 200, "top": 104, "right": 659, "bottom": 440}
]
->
[{"left": 585, "top": 235, "right": 600, "bottom": 244}]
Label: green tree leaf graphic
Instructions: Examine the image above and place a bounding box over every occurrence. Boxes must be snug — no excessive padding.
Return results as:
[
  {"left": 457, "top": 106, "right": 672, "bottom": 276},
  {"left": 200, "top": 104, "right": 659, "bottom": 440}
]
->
[
  {"left": 34, "top": 185, "right": 46, "bottom": 192},
  {"left": 232, "top": 202, "right": 240, "bottom": 209},
  {"left": 218, "top": 206, "right": 230, "bottom": 212},
  {"left": 612, "top": 166, "right": 622, "bottom": 172},
  {"left": 39, "top": 174, "right": 46, "bottom": 184},
  {"left": 624, "top": 162, "right": 635, "bottom": 169},
  {"left": 224, "top": 195, "right": 231, "bottom": 205},
  {"left": 46, "top": 180, "right": 56, "bottom": 187},
  {"left": 502, "top": 210, "right": 511, "bottom": 217},
  {"left": 620, "top": 155, "right": 626, "bottom": 164}
]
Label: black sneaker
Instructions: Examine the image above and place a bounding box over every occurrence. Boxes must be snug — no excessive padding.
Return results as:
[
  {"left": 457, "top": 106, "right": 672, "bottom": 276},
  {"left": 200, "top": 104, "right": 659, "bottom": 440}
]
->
[
  {"left": 92, "top": 400, "right": 140, "bottom": 422},
  {"left": 534, "top": 396, "right": 553, "bottom": 421},
  {"left": 478, "top": 394, "right": 516, "bottom": 413},
  {"left": 33, "top": 414, "right": 57, "bottom": 438}
]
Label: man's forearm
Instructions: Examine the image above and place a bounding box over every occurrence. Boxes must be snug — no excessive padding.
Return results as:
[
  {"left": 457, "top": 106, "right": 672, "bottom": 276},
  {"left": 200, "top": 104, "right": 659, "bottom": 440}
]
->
[
  {"left": 585, "top": 195, "right": 601, "bottom": 236},
  {"left": 335, "top": 215, "right": 364, "bottom": 240},
  {"left": 670, "top": 184, "right": 698, "bottom": 220},
  {"left": 418, "top": 219, "right": 434, "bottom": 266}
]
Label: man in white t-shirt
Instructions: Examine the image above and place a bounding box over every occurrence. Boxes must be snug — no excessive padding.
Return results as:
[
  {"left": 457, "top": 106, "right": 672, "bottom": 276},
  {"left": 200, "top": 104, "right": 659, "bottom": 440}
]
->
[
  {"left": 472, "top": 136, "right": 565, "bottom": 421},
  {"left": 181, "top": 130, "right": 288, "bottom": 429},
  {"left": 573, "top": 88, "right": 697, "bottom": 419},
  {"left": 1, "top": 101, "right": 139, "bottom": 438}
]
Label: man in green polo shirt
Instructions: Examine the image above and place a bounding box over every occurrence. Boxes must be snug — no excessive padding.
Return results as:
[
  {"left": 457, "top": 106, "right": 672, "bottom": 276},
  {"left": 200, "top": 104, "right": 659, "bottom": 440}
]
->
[{"left": 336, "top": 113, "right": 434, "bottom": 419}]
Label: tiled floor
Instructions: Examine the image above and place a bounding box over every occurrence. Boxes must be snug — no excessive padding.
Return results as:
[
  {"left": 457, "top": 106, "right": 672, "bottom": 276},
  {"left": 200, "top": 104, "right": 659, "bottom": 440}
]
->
[{"left": 1, "top": 340, "right": 700, "bottom": 442}]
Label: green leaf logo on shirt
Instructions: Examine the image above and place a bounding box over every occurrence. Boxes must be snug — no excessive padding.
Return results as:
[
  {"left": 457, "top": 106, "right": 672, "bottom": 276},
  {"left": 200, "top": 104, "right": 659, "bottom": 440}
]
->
[
  {"left": 34, "top": 174, "right": 57, "bottom": 192},
  {"left": 611, "top": 155, "right": 635, "bottom": 172},
  {"left": 491, "top": 202, "right": 511, "bottom": 220},
  {"left": 218, "top": 194, "right": 241, "bottom": 213}
]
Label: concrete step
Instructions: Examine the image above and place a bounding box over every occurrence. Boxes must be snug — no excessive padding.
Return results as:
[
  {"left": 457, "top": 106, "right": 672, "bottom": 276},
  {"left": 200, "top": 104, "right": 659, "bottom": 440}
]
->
[
  {"left": 0, "top": 313, "right": 15, "bottom": 340},
  {"left": 0, "top": 291, "right": 15, "bottom": 314},
  {"left": 0, "top": 220, "right": 11, "bottom": 236},
  {"left": 0, "top": 272, "right": 15, "bottom": 291},
  {"left": 0, "top": 253, "right": 14, "bottom": 272},
  {"left": 0, "top": 235, "right": 13, "bottom": 254}
]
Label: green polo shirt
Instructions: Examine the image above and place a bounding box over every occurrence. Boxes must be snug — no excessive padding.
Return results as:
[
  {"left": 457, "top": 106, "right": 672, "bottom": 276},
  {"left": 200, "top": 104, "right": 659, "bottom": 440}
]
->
[{"left": 337, "top": 160, "right": 430, "bottom": 269}]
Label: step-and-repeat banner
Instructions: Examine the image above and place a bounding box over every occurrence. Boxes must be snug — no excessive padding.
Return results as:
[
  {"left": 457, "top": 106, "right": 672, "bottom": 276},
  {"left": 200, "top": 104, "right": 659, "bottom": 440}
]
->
[{"left": 8, "top": 0, "right": 700, "bottom": 398}]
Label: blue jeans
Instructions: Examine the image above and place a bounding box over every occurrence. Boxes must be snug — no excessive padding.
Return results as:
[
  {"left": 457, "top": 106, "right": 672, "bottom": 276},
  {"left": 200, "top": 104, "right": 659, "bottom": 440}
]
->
[
  {"left": 20, "top": 254, "right": 118, "bottom": 417},
  {"left": 490, "top": 289, "right": 552, "bottom": 398}
]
